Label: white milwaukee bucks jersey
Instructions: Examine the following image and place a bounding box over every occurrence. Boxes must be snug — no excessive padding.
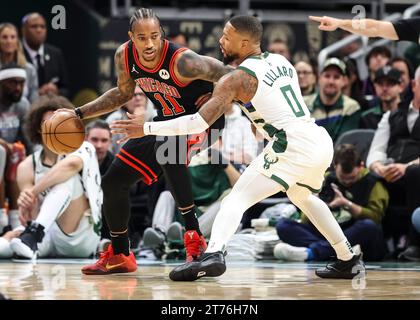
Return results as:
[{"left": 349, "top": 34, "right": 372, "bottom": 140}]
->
[
  {"left": 237, "top": 52, "right": 314, "bottom": 142},
  {"left": 237, "top": 52, "right": 333, "bottom": 192}
]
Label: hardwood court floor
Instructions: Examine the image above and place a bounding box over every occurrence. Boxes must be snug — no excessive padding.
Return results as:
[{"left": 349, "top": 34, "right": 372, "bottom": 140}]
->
[{"left": 1, "top": 259, "right": 420, "bottom": 300}]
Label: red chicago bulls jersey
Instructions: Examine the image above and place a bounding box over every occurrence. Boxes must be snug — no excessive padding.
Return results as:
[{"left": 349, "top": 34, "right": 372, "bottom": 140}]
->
[{"left": 124, "top": 39, "right": 224, "bottom": 130}]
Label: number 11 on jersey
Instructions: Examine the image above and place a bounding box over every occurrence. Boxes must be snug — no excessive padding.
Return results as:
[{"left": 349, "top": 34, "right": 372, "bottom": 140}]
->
[{"left": 154, "top": 93, "right": 185, "bottom": 116}]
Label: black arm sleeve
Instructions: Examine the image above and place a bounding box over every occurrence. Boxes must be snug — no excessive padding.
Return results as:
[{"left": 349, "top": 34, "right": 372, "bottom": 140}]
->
[{"left": 392, "top": 18, "right": 420, "bottom": 43}]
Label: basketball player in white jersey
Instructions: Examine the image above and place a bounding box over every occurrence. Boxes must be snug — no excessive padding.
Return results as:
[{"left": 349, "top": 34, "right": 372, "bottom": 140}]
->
[
  {"left": 111, "top": 15, "right": 365, "bottom": 280},
  {"left": 0, "top": 95, "right": 102, "bottom": 259}
]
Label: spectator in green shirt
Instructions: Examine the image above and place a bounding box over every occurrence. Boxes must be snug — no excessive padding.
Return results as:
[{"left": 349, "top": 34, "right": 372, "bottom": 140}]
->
[{"left": 305, "top": 58, "right": 361, "bottom": 142}]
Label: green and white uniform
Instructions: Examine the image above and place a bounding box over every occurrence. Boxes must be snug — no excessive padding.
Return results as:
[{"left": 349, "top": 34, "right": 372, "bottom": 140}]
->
[
  {"left": 142, "top": 51, "right": 354, "bottom": 258},
  {"left": 34, "top": 142, "right": 102, "bottom": 258},
  {"left": 237, "top": 52, "right": 333, "bottom": 192}
]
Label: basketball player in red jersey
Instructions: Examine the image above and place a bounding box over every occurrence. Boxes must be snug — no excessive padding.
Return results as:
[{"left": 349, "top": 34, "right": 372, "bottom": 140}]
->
[{"left": 63, "top": 8, "right": 233, "bottom": 274}]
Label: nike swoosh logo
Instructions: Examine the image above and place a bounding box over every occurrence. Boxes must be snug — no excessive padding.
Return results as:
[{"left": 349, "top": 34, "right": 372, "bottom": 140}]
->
[{"left": 105, "top": 262, "right": 125, "bottom": 270}]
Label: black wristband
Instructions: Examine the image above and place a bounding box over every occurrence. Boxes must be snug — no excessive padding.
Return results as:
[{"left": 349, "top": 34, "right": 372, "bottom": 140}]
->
[{"left": 74, "top": 107, "right": 83, "bottom": 119}]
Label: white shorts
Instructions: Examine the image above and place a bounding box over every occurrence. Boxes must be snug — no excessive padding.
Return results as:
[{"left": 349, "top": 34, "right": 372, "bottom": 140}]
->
[
  {"left": 252, "top": 124, "right": 333, "bottom": 193},
  {"left": 38, "top": 210, "right": 100, "bottom": 258}
]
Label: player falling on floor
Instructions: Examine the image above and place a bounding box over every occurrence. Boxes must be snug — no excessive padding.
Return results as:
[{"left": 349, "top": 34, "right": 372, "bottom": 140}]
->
[
  {"left": 0, "top": 95, "right": 102, "bottom": 260},
  {"left": 62, "top": 8, "right": 233, "bottom": 275},
  {"left": 112, "top": 15, "right": 366, "bottom": 280}
]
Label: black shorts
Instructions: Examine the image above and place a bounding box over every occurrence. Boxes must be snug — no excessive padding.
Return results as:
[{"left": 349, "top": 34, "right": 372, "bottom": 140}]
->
[{"left": 116, "top": 118, "right": 224, "bottom": 185}]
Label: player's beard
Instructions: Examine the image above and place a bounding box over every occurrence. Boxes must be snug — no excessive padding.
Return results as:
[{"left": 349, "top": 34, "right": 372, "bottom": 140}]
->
[{"left": 223, "top": 53, "right": 239, "bottom": 65}]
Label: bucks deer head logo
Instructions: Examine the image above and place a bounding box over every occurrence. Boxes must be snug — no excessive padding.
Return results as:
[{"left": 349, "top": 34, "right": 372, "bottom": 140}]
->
[{"left": 263, "top": 153, "right": 278, "bottom": 170}]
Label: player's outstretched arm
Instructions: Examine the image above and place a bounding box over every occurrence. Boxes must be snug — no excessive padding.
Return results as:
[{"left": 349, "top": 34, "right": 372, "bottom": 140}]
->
[
  {"left": 309, "top": 16, "right": 399, "bottom": 40},
  {"left": 111, "top": 69, "right": 257, "bottom": 142},
  {"left": 110, "top": 73, "right": 235, "bottom": 142},
  {"left": 176, "top": 49, "right": 234, "bottom": 83},
  {"left": 76, "top": 44, "right": 136, "bottom": 119},
  {"left": 197, "top": 69, "right": 251, "bottom": 125}
]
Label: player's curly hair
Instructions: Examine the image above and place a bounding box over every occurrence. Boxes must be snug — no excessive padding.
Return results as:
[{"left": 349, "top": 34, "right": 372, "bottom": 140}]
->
[{"left": 25, "top": 94, "right": 74, "bottom": 145}]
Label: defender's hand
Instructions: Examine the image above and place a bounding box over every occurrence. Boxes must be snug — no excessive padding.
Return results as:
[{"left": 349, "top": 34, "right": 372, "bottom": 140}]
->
[{"left": 110, "top": 112, "right": 146, "bottom": 144}]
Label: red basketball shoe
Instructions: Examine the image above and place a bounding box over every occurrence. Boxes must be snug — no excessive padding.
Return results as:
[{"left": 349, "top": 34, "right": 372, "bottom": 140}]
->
[
  {"left": 82, "top": 245, "right": 137, "bottom": 275},
  {"left": 184, "top": 230, "right": 207, "bottom": 262}
]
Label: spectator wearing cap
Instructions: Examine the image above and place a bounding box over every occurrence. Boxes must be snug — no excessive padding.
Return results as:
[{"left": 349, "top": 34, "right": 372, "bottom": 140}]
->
[
  {"left": 391, "top": 57, "right": 414, "bottom": 107},
  {"left": 305, "top": 57, "right": 361, "bottom": 142},
  {"left": 360, "top": 66, "right": 402, "bottom": 130},
  {"left": 367, "top": 66, "right": 420, "bottom": 257},
  {"left": 21, "top": 12, "right": 69, "bottom": 97},
  {"left": 362, "top": 46, "right": 392, "bottom": 97}
]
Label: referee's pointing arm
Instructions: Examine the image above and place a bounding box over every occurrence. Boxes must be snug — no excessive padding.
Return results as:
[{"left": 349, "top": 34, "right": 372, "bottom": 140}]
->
[{"left": 309, "top": 16, "right": 420, "bottom": 44}]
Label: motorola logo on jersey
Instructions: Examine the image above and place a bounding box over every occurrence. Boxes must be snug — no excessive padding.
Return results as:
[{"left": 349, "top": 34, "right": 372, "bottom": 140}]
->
[{"left": 159, "top": 69, "right": 170, "bottom": 80}]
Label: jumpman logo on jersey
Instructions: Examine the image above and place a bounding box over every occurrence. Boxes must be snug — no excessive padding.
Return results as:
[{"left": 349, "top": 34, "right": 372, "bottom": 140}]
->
[
  {"left": 187, "top": 231, "right": 195, "bottom": 239},
  {"left": 131, "top": 64, "right": 139, "bottom": 74}
]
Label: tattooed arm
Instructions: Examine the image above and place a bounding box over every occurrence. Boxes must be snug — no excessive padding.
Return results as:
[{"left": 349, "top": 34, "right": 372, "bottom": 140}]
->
[
  {"left": 138, "top": 70, "right": 256, "bottom": 135},
  {"left": 77, "top": 44, "right": 136, "bottom": 119},
  {"left": 110, "top": 70, "right": 257, "bottom": 141},
  {"left": 175, "top": 49, "right": 234, "bottom": 83},
  {"left": 196, "top": 69, "right": 255, "bottom": 125}
]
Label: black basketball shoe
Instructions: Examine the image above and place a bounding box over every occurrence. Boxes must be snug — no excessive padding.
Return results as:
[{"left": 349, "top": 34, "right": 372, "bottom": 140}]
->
[
  {"left": 10, "top": 221, "right": 45, "bottom": 259},
  {"left": 315, "top": 254, "right": 366, "bottom": 279},
  {"left": 169, "top": 251, "right": 227, "bottom": 281}
]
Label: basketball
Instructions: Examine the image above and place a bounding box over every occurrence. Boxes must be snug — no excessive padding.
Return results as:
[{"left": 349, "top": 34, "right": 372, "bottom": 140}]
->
[{"left": 41, "top": 111, "right": 85, "bottom": 154}]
